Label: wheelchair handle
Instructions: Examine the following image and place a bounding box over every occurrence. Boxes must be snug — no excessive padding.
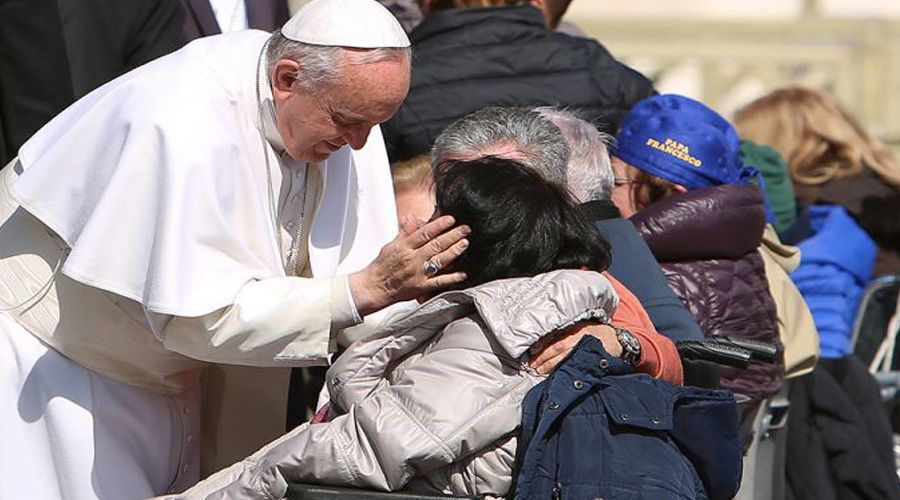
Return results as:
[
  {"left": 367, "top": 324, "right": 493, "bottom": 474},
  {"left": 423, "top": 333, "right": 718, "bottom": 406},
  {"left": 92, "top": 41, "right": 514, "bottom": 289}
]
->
[
  {"left": 677, "top": 340, "right": 752, "bottom": 369},
  {"left": 702, "top": 336, "right": 779, "bottom": 364}
]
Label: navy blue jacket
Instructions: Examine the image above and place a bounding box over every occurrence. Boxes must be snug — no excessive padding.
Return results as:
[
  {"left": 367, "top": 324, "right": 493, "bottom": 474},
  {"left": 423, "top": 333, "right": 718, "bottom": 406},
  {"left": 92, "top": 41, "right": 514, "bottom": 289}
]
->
[
  {"left": 593, "top": 215, "right": 704, "bottom": 342},
  {"left": 512, "top": 337, "right": 742, "bottom": 500}
]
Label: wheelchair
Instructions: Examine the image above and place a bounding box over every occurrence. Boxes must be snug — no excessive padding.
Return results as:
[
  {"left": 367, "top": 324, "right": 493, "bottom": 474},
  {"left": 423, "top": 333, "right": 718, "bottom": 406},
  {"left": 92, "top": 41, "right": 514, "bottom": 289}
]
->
[
  {"left": 285, "top": 337, "right": 779, "bottom": 500},
  {"left": 850, "top": 274, "right": 900, "bottom": 478}
]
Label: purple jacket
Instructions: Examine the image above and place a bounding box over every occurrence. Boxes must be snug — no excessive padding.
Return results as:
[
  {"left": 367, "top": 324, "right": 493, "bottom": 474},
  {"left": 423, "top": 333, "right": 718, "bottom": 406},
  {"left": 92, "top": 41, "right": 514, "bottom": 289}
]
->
[{"left": 631, "top": 184, "right": 784, "bottom": 401}]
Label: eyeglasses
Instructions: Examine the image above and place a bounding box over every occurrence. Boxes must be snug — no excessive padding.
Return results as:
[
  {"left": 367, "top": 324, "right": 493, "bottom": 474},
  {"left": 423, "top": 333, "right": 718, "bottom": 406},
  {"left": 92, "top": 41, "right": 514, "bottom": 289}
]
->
[{"left": 613, "top": 177, "right": 636, "bottom": 187}]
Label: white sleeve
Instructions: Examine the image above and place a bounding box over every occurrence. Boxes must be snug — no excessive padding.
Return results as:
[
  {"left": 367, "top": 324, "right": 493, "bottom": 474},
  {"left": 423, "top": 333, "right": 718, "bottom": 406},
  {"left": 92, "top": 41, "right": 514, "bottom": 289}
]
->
[
  {"left": 155, "top": 276, "right": 362, "bottom": 366},
  {"left": 335, "top": 299, "right": 420, "bottom": 347}
]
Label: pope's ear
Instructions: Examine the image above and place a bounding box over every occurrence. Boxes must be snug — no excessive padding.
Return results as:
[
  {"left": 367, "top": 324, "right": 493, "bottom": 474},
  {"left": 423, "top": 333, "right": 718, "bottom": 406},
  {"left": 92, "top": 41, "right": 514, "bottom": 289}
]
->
[{"left": 272, "top": 59, "right": 301, "bottom": 96}]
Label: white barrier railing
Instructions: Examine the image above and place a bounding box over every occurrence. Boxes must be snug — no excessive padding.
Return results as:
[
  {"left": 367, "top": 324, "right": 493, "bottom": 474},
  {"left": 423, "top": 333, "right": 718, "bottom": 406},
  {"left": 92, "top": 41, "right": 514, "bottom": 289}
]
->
[{"left": 573, "top": 17, "right": 900, "bottom": 152}]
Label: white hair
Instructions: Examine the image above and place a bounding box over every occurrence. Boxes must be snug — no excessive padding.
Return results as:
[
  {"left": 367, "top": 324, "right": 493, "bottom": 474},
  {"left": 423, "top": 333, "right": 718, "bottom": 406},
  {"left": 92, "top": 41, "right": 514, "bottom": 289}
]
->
[
  {"left": 535, "top": 107, "right": 614, "bottom": 203},
  {"left": 265, "top": 30, "right": 410, "bottom": 91}
]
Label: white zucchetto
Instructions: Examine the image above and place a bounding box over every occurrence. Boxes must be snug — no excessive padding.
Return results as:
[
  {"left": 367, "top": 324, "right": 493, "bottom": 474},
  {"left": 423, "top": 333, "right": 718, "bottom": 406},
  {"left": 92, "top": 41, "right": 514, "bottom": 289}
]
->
[{"left": 282, "top": 0, "right": 410, "bottom": 48}]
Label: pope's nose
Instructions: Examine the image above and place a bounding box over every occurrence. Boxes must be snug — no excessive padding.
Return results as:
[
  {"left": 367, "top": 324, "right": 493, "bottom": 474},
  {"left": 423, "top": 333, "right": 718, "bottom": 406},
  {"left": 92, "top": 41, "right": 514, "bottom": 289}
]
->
[{"left": 344, "top": 125, "right": 372, "bottom": 150}]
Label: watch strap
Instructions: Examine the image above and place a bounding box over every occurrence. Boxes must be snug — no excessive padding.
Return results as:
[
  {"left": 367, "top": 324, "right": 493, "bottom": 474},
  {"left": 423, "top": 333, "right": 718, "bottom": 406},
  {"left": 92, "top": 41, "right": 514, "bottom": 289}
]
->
[{"left": 612, "top": 326, "right": 642, "bottom": 366}]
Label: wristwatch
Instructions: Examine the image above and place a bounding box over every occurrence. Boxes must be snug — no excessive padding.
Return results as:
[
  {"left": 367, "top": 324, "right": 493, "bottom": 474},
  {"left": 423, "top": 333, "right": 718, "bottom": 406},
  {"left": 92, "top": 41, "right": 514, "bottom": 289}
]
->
[{"left": 612, "top": 326, "right": 642, "bottom": 366}]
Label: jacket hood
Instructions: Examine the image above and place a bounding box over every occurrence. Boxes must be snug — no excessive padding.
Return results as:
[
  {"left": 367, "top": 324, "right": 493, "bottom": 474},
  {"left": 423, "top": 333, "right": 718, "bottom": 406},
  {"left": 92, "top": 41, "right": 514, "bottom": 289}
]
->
[
  {"left": 740, "top": 140, "right": 797, "bottom": 233},
  {"left": 327, "top": 270, "right": 618, "bottom": 402},
  {"left": 464, "top": 270, "right": 617, "bottom": 358},
  {"left": 760, "top": 225, "right": 801, "bottom": 274},
  {"left": 798, "top": 204, "right": 876, "bottom": 284},
  {"left": 631, "top": 184, "right": 766, "bottom": 262},
  {"left": 387, "top": 269, "right": 617, "bottom": 360}
]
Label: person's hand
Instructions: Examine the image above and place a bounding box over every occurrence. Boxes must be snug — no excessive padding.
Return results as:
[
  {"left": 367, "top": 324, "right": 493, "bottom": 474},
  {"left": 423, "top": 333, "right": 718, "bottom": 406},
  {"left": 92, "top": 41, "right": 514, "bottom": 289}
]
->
[
  {"left": 349, "top": 215, "right": 470, "bottom": 316},
  {"left": 528, "top": 323, "right": 623, "bottom": 375}
]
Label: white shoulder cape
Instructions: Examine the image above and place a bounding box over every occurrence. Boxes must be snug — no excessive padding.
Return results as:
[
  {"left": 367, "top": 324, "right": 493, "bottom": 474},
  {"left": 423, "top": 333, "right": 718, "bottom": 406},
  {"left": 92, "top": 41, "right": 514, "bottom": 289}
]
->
[{"left": 11, "top": 31, "right": 398, "bottom": 317}]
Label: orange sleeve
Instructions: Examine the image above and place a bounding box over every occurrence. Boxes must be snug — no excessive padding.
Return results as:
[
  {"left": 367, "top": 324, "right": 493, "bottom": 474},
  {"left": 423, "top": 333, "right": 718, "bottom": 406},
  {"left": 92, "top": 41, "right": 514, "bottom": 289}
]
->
[{"left": 604, "top": 272, "right": 684, "bottom": 385}]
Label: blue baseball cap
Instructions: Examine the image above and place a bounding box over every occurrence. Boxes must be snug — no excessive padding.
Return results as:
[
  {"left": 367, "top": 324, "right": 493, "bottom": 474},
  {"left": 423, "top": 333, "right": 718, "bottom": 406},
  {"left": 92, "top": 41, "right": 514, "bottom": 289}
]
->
[
  {"left": 619, "top": 94, "right": 741, "bottom": 157},
  {"left": 613, "top": 94, "right": 752, "bottom": 190}
]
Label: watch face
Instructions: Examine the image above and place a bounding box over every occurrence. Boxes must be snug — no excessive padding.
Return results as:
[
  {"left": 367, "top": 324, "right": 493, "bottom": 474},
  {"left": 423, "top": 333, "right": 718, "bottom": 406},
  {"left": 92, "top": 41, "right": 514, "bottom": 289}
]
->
[{"left": 615, "top": 327, "right": 641, "bottom": 363}]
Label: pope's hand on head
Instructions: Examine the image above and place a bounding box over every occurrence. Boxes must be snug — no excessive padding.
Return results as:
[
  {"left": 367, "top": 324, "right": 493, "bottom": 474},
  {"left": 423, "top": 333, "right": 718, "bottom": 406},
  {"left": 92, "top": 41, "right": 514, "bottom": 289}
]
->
[{"left": 349, "top": 215, "right": 470, "bottom": 316}]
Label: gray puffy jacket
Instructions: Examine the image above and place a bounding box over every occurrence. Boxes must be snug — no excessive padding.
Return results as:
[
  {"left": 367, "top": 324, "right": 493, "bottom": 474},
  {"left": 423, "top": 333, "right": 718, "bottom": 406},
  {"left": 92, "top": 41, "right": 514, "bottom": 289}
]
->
[{"left": 179, "top": 270, "right": 617, "bottom": 499}]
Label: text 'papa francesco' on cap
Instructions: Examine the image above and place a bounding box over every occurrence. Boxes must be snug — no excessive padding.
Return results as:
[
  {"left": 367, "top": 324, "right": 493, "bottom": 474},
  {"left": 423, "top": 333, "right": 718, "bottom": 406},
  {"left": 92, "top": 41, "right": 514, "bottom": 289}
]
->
[
  {"left": 281, "top": 0, "right": 411, "bottom": 48},
  {"left": 613, "top": 94, "right": 751, "bottom": 190}
]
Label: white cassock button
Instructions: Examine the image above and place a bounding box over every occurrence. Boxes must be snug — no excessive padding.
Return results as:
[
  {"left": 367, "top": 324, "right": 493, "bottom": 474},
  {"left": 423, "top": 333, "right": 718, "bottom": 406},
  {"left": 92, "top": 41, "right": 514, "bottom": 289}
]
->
[
  {"left": 183, "top": 406, "right": 190, "bottom": 416},
  {"left": 187, "top": 434, "right": 194, "bottom": 444},
  {"left": 286, "top": 221, "right": 295, "bottom": 231}
]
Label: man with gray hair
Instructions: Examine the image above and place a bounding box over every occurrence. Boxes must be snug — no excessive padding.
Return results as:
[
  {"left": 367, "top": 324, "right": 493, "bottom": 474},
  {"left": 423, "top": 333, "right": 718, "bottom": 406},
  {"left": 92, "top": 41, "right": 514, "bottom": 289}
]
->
[
  {"left": 534, "top": 106, "right": 615, "bottom": 204},
  {"left": 0, "top": 0, "right": 471, "bottom": 496},
  {"left": 535, "top": 108, "right": 705, "bottom": 345},
  {"left": 431, "top": 106, "right": 569, "bottom": 184},
  {"left": 431, "top": 107, "right": 704, "bottom": 361}
]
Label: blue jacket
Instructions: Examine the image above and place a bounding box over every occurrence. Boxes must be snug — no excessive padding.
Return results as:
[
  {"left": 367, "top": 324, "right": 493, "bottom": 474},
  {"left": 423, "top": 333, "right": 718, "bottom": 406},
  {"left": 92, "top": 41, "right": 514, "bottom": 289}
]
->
[
  {"left": 595, "top": 217, "right": 705, "bottom": 342},
  {"left": 512, "top": 336, "right": 742, "bottom": 500},
  {"left": 792, "top": 205, "right": 876, "bottom": 358}
]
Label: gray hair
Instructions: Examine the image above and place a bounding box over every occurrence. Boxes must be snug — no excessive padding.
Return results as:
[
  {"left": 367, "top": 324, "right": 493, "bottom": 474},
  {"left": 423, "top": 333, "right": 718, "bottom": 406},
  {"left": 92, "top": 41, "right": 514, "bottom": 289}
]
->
[
  {"left": 431, "top": 107, "right": 569, "bottom": 185},
  {"left": 265, "top": 30, "right": 410, "bottom": 91},
  {"left": 535, "top": 107, "right": 614, "bottom": 203}
]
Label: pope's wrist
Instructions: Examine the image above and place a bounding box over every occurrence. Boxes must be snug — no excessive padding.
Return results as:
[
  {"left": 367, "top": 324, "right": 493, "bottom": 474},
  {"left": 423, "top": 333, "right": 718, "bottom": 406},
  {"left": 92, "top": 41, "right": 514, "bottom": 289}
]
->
[{"left": 348, "top": 270, "right": 385, "bottom": 317}]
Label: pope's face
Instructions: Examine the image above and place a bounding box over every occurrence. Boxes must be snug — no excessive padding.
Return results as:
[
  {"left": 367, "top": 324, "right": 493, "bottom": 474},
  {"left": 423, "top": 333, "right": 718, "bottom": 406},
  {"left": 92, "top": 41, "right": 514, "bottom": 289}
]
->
[{"left": 273, "top": 52, "right": 410, "bottom": 163}]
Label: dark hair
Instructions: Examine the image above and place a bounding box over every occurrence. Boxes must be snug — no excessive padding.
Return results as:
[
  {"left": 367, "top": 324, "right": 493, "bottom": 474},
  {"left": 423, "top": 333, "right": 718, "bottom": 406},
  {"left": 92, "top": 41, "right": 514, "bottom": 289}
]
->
[{"left": 435, "top": 156, "right": 611, "bottom": 289}]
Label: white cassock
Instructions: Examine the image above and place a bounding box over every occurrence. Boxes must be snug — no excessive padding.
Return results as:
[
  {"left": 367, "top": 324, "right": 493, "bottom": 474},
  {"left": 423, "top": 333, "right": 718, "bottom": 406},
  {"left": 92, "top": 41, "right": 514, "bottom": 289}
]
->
[{"left": 0, "top": 29, "right": 406, "bottom": 499}]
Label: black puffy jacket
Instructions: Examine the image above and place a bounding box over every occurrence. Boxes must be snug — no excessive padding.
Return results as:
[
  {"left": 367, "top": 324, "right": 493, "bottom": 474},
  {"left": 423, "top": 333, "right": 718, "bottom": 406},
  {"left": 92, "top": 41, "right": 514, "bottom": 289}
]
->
[
  {"left": 382, "top": 5, "right": 656, "bottom": 162},
  {"left": 631, "top": 184, "right": 785, "bottom": 402},
  {"left": 786, "top": 356, "right": 900, "bottom": 500}
]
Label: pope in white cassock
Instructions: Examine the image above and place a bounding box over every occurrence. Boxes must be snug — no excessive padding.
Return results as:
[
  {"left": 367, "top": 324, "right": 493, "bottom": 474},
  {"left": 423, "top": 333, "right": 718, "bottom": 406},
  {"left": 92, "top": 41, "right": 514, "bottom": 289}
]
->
[{"left": 0, "top": 0, "right": 472, "bottom": 498}]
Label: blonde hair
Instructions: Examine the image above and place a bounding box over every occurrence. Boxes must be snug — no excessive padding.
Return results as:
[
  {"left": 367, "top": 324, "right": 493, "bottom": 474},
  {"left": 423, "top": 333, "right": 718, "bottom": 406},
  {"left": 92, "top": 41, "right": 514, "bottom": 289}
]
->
[
  {"left": 734, "top": 86, "right": 900, "bottom": 187},
  {"left": 391, "top": 154, "right": 433, "bottom": 194}
]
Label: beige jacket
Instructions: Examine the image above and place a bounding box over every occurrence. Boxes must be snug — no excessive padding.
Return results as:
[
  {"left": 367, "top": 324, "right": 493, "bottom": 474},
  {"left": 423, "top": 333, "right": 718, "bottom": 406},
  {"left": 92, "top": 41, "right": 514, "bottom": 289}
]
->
[
  {"left": 177, "top": 270, "right": 619, "bottom": 499},
  {"left": 758, "top": 225, "right": 820, "bottom": 378}
]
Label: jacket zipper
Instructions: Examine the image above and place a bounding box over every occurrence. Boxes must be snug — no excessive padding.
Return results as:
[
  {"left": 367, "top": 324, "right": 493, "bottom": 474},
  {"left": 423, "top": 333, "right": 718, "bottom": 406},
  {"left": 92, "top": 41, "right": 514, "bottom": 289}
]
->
[{"left": 552, "top": 481, "right": 562, "bottom": 499}]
